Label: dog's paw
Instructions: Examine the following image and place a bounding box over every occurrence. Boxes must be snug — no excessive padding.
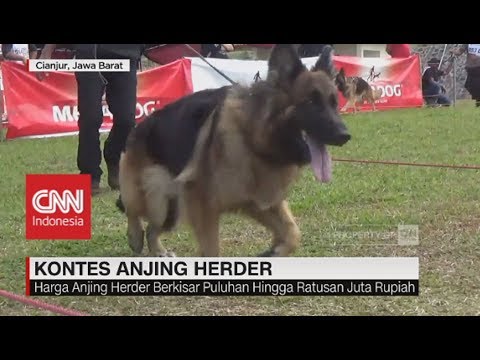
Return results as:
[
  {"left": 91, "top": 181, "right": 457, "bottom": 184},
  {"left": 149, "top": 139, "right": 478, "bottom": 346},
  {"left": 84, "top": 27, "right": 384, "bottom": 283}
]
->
[
  {"left": 128, "top": 229, "right": 144, "bottom": 255},
  {"left": 258, "top": 248, "right": 277, "bottom": 257},
  {"left": 148, "top": 250, "right": 177, "bottom": 257}
]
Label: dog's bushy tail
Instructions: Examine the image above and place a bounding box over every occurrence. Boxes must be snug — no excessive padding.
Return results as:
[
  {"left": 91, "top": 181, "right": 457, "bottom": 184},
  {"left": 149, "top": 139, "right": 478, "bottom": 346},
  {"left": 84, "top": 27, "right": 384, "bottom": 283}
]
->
[{"left": 373, "top": 89, "right": 383, "bottom": 100}]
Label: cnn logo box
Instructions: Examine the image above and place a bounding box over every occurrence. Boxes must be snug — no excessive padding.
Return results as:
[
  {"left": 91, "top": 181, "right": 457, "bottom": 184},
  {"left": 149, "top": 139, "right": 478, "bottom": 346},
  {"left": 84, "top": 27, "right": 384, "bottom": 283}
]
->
[{"left": 25, "top": 174, "right": 91, "bottom": 240}]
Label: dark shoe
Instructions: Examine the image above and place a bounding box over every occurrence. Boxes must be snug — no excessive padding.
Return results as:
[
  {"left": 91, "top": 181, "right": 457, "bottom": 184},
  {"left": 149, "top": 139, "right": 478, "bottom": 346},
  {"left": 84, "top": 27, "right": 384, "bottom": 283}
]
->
[
  {"left": 92, "top": 179, "right": 102, "bottom": 196},
  {"left": 107, "top": 163, "right": 120, "bottom": 190}
]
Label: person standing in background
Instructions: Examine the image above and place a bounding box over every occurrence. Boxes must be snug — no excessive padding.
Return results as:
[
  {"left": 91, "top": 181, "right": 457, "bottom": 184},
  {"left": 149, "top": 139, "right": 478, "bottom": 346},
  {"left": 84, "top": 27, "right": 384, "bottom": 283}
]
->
[
  {"left": 450, "top": 44, "right": 480, "bottom": 107},
  {"left": 37, "top": 44, "right": 147, "bottom": 195}
]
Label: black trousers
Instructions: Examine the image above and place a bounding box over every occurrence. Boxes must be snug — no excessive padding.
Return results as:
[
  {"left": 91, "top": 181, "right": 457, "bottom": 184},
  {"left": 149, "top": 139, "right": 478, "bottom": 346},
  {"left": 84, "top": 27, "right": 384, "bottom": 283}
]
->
[
  {"left": 465, "top": 67, "right": 480, "bottom": 106},
  {"left": 75, "top": 60, "right": 137, "bottom": 182}
]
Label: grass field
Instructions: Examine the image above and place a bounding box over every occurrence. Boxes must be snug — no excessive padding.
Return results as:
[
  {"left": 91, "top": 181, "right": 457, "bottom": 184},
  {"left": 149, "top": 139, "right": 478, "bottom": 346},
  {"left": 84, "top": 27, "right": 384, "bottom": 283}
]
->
[{"left": 1, "top": 102, "right": 480, "bottom": 316}]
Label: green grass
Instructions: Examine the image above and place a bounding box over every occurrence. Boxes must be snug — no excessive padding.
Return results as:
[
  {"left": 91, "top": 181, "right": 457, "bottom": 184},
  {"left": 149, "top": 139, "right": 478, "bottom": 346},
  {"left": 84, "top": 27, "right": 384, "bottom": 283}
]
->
[{"left": 1, "top": 102, "right": 480, "bottom": 316}]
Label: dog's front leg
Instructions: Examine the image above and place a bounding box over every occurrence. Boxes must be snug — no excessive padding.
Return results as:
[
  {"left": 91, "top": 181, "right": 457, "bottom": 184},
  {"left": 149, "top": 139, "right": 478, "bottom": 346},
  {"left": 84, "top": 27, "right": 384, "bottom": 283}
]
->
[
  {"left": 244, "top": 201, "right": 301, "bottom": 257},
  {"left": 190, "top": 210, "right": 220, "bottom": 257},
  {"left": 353, "top": 97, "right": 360, "bottom": 115},
  {"left": 184, "top": 186, "right": 220, "bottom": 257},
  {"left": 341, "top": 101, "right": 350, "bottom": 113}
]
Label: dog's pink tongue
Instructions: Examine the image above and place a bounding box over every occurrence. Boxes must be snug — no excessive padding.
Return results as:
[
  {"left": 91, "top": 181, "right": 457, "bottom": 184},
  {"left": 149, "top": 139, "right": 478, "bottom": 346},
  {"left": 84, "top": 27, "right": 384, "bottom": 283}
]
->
[{"left": 305, "top": 136, "right": 332, "bottom": 183}]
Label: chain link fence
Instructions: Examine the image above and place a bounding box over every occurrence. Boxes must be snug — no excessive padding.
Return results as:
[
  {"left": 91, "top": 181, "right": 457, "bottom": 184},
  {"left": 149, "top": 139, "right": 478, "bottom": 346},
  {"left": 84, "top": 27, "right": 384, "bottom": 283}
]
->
[{"left": 413, "top": 44, "right": 469, "bottom": 101}]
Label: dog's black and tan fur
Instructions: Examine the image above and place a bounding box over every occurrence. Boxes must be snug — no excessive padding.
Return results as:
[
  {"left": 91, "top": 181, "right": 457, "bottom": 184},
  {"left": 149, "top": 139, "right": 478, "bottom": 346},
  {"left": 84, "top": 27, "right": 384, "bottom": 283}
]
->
[
  {"left": 335, "top": 68, "right": 382, "bottom": 113},
  {"left": 117, "top": 45, "right": 351, "bottom": 257}
]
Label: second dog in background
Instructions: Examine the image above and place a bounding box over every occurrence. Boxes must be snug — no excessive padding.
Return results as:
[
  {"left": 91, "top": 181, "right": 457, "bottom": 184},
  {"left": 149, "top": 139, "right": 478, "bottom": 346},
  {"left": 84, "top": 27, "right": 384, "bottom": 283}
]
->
[{"left": 335, "top": 68, "right": 382, "bottom": 113}]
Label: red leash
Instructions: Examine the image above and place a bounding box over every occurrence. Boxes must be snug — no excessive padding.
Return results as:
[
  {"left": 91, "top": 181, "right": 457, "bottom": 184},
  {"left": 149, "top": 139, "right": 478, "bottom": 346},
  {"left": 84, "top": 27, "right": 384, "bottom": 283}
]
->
[
  {"left": 0, "top": 289, "right": 89, "bottom": 316},
  {"left": 333, "top": 158, "right": 480, "bottom": 170}
]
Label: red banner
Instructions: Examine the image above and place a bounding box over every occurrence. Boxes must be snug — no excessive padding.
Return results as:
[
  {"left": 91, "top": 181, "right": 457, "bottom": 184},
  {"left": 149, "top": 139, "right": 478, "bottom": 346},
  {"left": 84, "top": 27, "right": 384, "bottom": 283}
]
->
[
  {"left": 2, "top": 54, "right": 422, "bottom": 140},
  {"left": 0, "top": 63, "right": 5, "bottom": 123},
  {"left": 334, "top": 55, "right": 423, "bottom": 112},
  {"left": 2, "top": 59, "right": 193, "bottom": 139}
]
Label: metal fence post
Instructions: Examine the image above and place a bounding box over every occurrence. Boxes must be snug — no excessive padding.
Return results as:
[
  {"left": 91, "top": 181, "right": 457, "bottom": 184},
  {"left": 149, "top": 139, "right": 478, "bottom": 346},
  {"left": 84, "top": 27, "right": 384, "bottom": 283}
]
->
[{"left": 453, "top": 56, "right": 457, "bottom": 107}]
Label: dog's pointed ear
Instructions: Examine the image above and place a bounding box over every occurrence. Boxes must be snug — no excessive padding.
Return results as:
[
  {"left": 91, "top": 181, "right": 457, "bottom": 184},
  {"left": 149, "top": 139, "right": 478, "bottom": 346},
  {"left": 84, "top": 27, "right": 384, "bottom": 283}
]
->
[
  {"left": 267, "top": 44, "right": 306, "bottom": 87},
  {"left": 336, "top": 68, "right": 346, "bottom": 84},
  {"left": 312, "top": 45, "right": 336, "bottom": 79},
  {"left": 335, "top": 68, "right": 348, "bottom": 97}
]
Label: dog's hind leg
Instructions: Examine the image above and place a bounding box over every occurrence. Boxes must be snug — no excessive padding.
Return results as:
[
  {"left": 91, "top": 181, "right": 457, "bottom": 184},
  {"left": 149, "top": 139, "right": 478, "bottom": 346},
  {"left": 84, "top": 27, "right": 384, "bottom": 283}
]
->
[
  {"left": 366, "top": 90, "right": 377, "bottom": 112},
  {"left": 145, "top": 198, "right": 178, "bottom": 257},
  {"left": 119, "top": 152, "right": 145, "bottom": 255},
  {"left": 244, "top": 201, "right": 300, "bottom": 257},
  {"left": 142, "top": 166, "right": 177, "bottom": 256},
  {"left": 144, "top": 196, "right": 176, "bottom": 257}
]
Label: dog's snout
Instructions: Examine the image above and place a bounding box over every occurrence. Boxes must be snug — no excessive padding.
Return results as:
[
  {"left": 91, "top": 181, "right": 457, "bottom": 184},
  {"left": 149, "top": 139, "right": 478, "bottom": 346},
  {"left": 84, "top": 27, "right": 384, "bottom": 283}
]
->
[
  {"left": 334, "top": 132, "right": 351, "bottom": 146},
  {"left": 329, "top": 122, "right": 351, "bottom": 145},
  {"left": 330, "top": 120, "right": 351, "bottom": 146}
]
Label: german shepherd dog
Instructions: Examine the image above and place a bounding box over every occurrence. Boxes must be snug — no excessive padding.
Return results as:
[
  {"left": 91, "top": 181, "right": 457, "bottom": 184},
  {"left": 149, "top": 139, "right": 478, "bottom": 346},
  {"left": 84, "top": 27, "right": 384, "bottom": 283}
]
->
[
  {"left": 117, "top": 45, "right": 351, "bottom": 257},
  {"left": 335, "top": 68, "right": 382, "bottom": 113}
]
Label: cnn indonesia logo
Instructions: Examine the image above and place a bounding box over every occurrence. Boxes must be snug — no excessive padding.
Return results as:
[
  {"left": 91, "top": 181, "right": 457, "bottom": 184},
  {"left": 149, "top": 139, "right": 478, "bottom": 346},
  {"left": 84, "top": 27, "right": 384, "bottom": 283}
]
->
[
  {"left": 26, "top": 175, "right": 91, "bottom": 240},
  {"left": 32, "top": 189, "right": 84, "bottom": 215}
]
